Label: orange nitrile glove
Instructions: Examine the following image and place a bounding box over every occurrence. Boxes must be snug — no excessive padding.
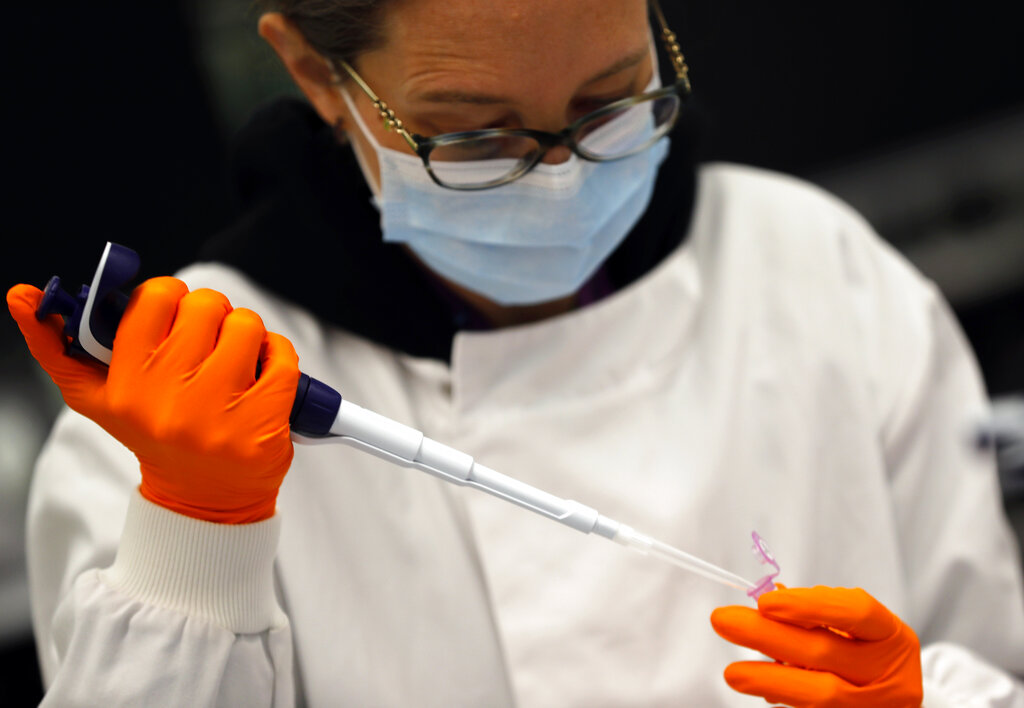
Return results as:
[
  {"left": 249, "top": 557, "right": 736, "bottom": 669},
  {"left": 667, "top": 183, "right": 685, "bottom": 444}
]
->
[
  {"left": 7, "top": 278, "right": 300, "bottom": 523},
  {"left": 710, "top": 586, "right": 922, "bottom": 708}
]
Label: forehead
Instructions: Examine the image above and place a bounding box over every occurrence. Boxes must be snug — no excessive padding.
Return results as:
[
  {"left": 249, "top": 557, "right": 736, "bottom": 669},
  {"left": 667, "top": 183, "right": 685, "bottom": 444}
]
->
[{"left": 369, "top": 0, "right": 651, "bottom": 89}]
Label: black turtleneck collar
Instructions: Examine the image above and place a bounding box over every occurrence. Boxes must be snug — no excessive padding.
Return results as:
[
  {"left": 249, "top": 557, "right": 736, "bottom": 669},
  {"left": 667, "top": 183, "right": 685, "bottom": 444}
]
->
[{"left": 200, "top": 97, "right": 701, "bottom": 363}]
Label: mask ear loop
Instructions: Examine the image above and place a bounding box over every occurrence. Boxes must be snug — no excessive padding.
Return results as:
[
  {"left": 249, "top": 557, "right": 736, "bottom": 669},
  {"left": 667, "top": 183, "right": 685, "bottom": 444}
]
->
[{"left": 330, "top": 60, "right": 386, "bottom": 199}]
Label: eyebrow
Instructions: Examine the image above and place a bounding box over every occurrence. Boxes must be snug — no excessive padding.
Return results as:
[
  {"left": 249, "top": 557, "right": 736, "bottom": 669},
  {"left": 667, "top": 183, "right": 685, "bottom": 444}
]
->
[{"left": 412, "top": 47, "right": 650, "bottom": 106}]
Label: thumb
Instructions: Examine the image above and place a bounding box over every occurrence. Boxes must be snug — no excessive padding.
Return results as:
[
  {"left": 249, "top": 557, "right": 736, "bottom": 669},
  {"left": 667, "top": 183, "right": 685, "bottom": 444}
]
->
[{"left": 7, "top": 284, "right": 106, "bottom": 407}]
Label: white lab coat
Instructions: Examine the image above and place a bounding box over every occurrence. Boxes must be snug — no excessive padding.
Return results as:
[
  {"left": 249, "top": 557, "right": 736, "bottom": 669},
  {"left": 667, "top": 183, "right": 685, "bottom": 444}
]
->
[{"left": 28, "top": 163, "right": 1024, "bottom": 706}]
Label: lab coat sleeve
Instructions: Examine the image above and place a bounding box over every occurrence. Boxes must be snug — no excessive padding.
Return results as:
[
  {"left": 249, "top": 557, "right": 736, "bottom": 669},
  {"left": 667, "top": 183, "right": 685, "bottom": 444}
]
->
[
  {"left": 850, "top": 217, "right": 1024, "bottom": 706},
  {"left": 28, "top": 409, "right": 295, "bottom": 707}
]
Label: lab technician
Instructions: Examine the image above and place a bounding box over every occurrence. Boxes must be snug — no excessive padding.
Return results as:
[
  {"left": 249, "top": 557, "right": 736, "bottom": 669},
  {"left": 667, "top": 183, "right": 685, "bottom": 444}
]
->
[{"left": 9, "top": 0, "right": 1024, "bottom": 705}]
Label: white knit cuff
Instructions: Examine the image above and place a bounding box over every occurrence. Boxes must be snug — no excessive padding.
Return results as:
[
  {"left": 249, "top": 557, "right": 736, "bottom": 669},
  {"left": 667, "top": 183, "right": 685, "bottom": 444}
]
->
[{"left": 99, "top": 488, "right": 284, "bottom": 634}]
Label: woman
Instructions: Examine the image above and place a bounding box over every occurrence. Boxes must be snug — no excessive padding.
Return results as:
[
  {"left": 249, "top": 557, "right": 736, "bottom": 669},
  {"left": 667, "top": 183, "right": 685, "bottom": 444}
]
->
[{"left": 9, "top": 0, "right": 1024, "bottom": 705}]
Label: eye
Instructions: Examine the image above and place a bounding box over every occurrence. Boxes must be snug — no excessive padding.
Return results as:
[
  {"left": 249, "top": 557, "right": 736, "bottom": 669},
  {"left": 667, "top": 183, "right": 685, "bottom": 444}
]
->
[
  {"left": 573, "top": 67, "right": 653, "bottom": 118},
  {"left": 413, "top": 109, "right": 522, "bottom": 138},
  {"left": 572, "top": 82, "right": 644, "bottom": 118},
  {"left": 572, "top": 93, "right": 633, "bottom": 120},
  {"left": 438, "top": 139, "right": 506, "bottom": 160}
]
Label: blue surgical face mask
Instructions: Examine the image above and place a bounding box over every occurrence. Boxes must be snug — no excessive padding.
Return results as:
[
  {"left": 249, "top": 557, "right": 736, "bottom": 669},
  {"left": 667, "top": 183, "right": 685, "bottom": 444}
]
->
[{"left": 341, "top": 74, "right": 670, "bottom": 306}]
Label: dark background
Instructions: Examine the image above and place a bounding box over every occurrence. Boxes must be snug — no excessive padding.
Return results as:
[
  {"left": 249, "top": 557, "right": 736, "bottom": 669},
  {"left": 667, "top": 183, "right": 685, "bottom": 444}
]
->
[{"left": 2, "top": 1, "right": 1022, "bottom": 703}]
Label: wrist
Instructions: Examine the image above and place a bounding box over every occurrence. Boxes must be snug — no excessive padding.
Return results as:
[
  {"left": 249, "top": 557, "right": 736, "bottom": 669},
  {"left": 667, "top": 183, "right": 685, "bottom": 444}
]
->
[{"left": 139, "top": 479, "right": 278, "bottom": 524}]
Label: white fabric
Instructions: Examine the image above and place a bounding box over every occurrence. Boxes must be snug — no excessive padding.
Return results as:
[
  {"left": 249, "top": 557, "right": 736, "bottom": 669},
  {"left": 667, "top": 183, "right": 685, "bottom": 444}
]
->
[
  {"left": 923, "top": 644, "right": 1024, "bottom": 707},
  {"left": 99, "top": 489, "right": 285, "bottom": 634},
  {"left": 27, "top": 163, "right": 1024, "bottom": 706}
]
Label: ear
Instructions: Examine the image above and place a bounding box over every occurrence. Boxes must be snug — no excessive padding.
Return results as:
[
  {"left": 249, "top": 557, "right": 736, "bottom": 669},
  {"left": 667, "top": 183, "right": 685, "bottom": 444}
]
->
[{"left": 258, "top": 13, "right": 347, "bottom": 128}]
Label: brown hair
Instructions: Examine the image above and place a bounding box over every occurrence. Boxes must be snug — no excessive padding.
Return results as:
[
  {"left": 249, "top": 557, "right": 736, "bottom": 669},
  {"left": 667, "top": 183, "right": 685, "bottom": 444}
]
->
[{"left": 259, "top": 0, "right": 396, "bottom": 65}]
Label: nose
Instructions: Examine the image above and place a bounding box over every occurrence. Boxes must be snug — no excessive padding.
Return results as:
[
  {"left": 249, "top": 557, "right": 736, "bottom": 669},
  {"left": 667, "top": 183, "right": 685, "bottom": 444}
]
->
[{"left": 541, "top": 145, "right": 573, "bottom": 165}]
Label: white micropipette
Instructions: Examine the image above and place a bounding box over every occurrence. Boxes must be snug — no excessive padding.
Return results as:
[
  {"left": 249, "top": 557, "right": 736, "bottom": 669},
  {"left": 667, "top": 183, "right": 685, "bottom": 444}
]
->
[
  {"left": 294, "top": 398, "right": 781, "bottom": 598},
  {"left": 39, "top": 240, "right": 779, "bottom": 598}
]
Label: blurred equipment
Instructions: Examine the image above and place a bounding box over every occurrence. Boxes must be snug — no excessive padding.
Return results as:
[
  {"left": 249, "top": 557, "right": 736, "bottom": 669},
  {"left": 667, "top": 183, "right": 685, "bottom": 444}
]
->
[
  {"left": 812, "top": 112, "right": 1024, "bottom": 310},
  {"left": 811, "top": 110, "right": 1024, "bottom": 398},
  {"left": 976, "top": 396, "right": 1024, "bottom": 500}
]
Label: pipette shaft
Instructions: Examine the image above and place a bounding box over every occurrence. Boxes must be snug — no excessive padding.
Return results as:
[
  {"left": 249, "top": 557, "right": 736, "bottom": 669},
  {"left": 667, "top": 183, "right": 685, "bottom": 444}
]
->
[{"left": 301, "top": 398, "right": 759, "bottom": 593}]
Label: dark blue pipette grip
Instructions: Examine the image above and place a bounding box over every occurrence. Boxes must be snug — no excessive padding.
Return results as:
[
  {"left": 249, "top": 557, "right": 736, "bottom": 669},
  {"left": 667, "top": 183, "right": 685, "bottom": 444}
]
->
[
  {"left": 291, "top": 373, "right": 342, "bottom": 436},
  {"left": 35, "top": 243, "right": 342, "bottom": 437}
]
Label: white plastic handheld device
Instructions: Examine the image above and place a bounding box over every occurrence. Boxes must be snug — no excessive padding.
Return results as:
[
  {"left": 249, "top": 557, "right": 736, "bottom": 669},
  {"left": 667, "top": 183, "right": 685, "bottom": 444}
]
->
[
  {"left": 41, "top": 241, "right": 780, "bottom": 598},
  {"left": 293, "top": 400, "right": 778, "bottom": 597}
]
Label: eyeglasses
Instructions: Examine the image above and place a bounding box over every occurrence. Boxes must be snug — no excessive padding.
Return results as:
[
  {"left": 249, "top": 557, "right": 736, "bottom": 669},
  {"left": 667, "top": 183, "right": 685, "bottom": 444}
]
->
[{"left": 333, "top": 0, "right": 691, "bottom": 191}]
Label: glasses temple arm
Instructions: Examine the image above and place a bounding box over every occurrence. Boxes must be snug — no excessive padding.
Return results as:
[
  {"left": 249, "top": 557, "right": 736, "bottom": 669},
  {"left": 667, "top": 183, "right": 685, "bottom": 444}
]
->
[
  {"left": 649, "top": 0, "right": 692, "bottom": 92},
  {"left": 335, "top": 59, "right": 420, "bottom": 152}
]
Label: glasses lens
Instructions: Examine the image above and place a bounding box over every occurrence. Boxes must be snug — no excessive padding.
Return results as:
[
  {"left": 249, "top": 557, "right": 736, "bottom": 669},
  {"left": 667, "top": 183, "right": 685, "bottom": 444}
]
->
[
  {"left": 427, "top": 134, "right": 543, "bottom": 189},
  {"left": 574, "top": 93, "right": 680, "bottom": 161}
]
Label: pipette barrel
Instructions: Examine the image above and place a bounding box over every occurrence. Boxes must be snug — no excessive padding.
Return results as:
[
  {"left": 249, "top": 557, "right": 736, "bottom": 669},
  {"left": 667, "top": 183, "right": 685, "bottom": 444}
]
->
[
  {"left": 329, "top": 400, "right": 613, "bottom": 535},
  {"left": 332, "top": 399, "right": 424, "bottom": 460}
]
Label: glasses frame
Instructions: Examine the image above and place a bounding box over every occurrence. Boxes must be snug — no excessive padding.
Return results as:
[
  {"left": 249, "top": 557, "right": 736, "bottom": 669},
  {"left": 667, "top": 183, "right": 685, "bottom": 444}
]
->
[{"left": 334, "top": 0, "right": 691, "bottom": 191}]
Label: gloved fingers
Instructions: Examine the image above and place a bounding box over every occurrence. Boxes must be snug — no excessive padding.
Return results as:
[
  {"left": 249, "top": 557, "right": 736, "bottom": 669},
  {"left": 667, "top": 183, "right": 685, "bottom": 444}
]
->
[
  {"left": 8, "top": 284, "right": 74, "bottom": 365},
  {"left": 248, "top": 331, "right": 300, "bottom": 400},
  {"left": 111, "top": 277, "right": 190, "bottom": 370},
  {"left": 757, "top": 586, "right": 900, "bottom": 641},
  {"left": 711, "top": 606, "right": 863, "bottom": 681},
  {"left": 723, "top": 660, "right": 857, "bottom": 708},
  {"left": 160, "top": 288, "right": 233, "bottom": 371},
  {"left": 6, "top": 284, "right": 106, "bottom": 396},
  {"left": 202, "top": 307, "right": 266, "bottom": 391}
]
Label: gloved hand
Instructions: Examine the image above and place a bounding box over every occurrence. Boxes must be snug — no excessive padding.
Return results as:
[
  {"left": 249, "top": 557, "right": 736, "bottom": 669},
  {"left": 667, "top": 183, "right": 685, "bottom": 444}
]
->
[
  {"left": 7, "top": 278, "right": 300, "bottom": 524},
  {"left": 710, "top": 586, "right": 922, "bottom": 708}
]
